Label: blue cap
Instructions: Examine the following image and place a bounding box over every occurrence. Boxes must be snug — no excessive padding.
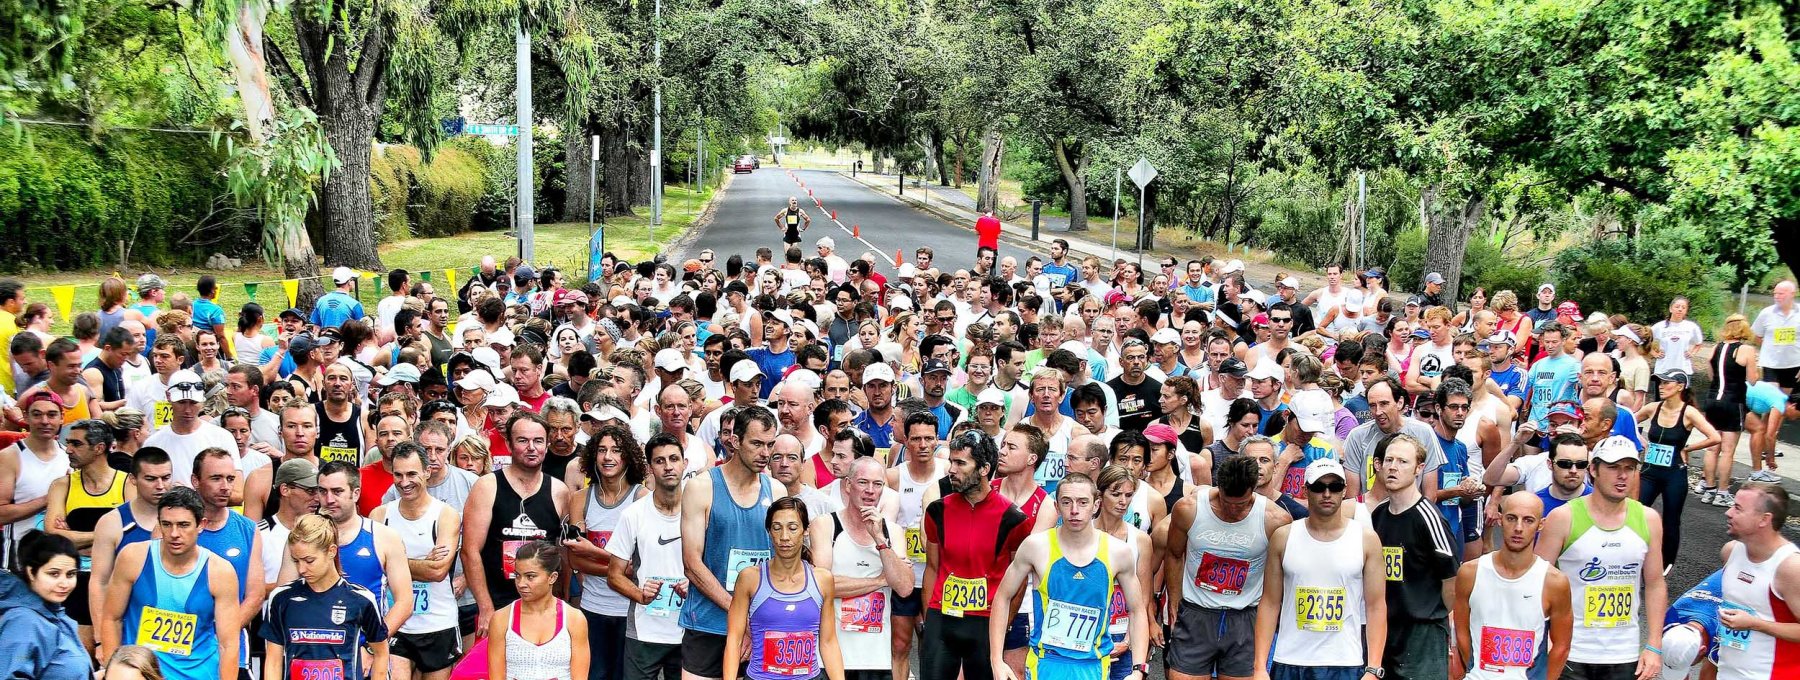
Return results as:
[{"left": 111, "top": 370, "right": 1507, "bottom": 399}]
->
[{"left": 1409, "top": 328, "right": 1431, "bottom": 341}]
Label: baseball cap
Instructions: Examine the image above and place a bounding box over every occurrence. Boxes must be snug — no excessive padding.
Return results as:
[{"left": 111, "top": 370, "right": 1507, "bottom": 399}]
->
[
  {"left": 1557, "top": 301, "right": 1581, "bottom": 317},
  {"left": 580, "top": 406, "right": 631, "bottom": 424},
  {"left": 1278, "top": 276, "right": 1300, "bottom": 289},
  {"left": 273, "top": 459, "right": 320, "bottom": 489},
  {"left": 1304, "top": 458, "right": 1347, "bottom": 485},
  {"left": 766, "top": 309, "right": 793, "bottom": 327},
  {"left": 1058, "top": 340, "right": 1090, "bottom": 358},
  {"left": 1216, "top": 357, "right": 1249, "bottom": 378},
  {"left": 1538, "top": 283, "right": 1556, "bottom": 294},
  {"left": 455, "top": 368, "right": 498, "bottom": 392},
  {"left": 1614, "top": 325, "right": 1643, "bottom": 345},
  {"left": 484, "top": 383, "right": 522, "bottom": 408},
  {"left": 287, "top": 333, "right": 317, "bottom": 354},
  {"left": 279, "top": 307, "right": 305, "bottom": 322},
  {"left": 513, "top": 264, "right": 537, "bottom": 286},
  {"left": 654, "top": 348, "right": 689, "bottom": 372},
  {"left": 817, "top": 236, "right": 836, "bottom": 250},
  {"left": 1655, "top": 368, "right": 1690, "bottom": 386},
  {"left": 1289, "top": 390, "right": 1334, "bottom": 434},
  {"left": 1252, "top": 314, "right": 1271, "bottom": 327},
  {"left": 487, "top": 327, "right": 516, "bottom": 347},
  {"left": 332, "top": 266, "right": 356, "bottom": 285},
  {"left": 862, "top": 362, "right": 896, "bottom": 385},
  {"left": 1143, "top": 423, "right": 1179, "bottom": 445},
  {"left": 559, "top": 290, "right": 590, "bottom": 308},
  {"left": 1405, "top": 295, "right": 1424, "bottom": 308},
  {"left": 794, "top": 318, "right": 820, "bottom": 340},
  {"left": 976, "top": 388, "right": 1007, "bottom": 407},
  {"left": 471, "top": 347, "right": 503, "bottom": 375},
  {"left": 922, "top": 358, "right": 952, "bottom": 375},
  {"left": 609, "top": 295, "right": 635, "bottom": 308},
  {"left": 1410, "top": 328, "right": 1431, "bottom": 341},
  {"left": 377, "top": 363, "right": 421, "bottom": 386},
  {"left": 167, "top": 370, "right": 206, "bottom": 402},
  {"left": 1219, "top": 259, "right": 1246, "bottom": 275},
  {"left": 729, "top": 361, "right": 766, "bottom": 384},
  {"left": 897, "top": 263, "right": 918, "bottom": 278},
  {"left": 785, "top": 369, "right": 822, "bottom": 392},
  {"left": 19, "top": 390, "right": 65, "bottom": 411},
  {"left": 1546, "top": 400, "right": 1585, "bottom": 422},
  {"left": 1592, "top": 435, "right": 1641, "bottom": 464},
  {"left": 1151, "top": 328, "right": 1180, "bottom": 345},
  {"left": 724, "top": 281, "right": 749, "bottom": 297},
  {"left": 1424, "top": 272, "right": 1446, "bottom": 285},
  {"left": 1245, "top": 360, "right": 1284, "bottom": 382},
  {"left": 1483, "top": 330, "right": 1518, "bottom": 347},
  {"left": 135, "top": 273, "right": 167, "bottom": 293},
  {"left": 1363, "top": 267, "right": 1385, "bottom": 278},
  {"left": 1238, "top": 289, "right": 1263, "bottom": 302}
]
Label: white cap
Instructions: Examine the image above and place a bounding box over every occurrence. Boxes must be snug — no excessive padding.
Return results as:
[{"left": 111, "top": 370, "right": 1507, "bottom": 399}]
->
[
  {"left": 976, "top": 388, "right": 1007, "bottom": 407},
  {"left": 1057, "top": 340, "right": 1089, "bottom": 357},
  {"left": 471, "top": 347, "right": 503, "bottom": 375},
  {"left": 767, "top": 309, "right": 793, "bottom": 327},
  {"left": 1151, "top": 328, "right": 1180, "bottom": 345},
  {"left": 729, "top": 361, "right": 766, "bottom": 384},
  {"left": 1278, "top": 276, "right": 1300, "bottom": 289},
  {"left": 455, "top": 369, "right": 498, "bottom": 392},
  {"left": 654, "top": 349, "right": 689, "bottom": 372},
  {"left": 897, "top": 263, "right": 918, "bottom": 278},
  {"left": 167, "top": 370, "right": 206, "bottom": 402},
  {"left": 1614, "top": 325, "right": 1643, "bottom": 345},
  {"left": 484, "top": 383, "right": 522, "bottom": 408},
  {"left": 610, "top": 295, "right": 635, "bottom": 308},
  {"left": 487, "top": 326, "right": 515, "bottom": 347},
  {"left": 794, "top": 318, "right": 820, "bottom": 339},
  {"left": 862, "top": 362, "right": 896, "bottom": 385},
  {"left": 1239, "top": 288, "right": 1263, "bottom": 302},
  {"left": 1538, "top": 283, "right": 1556, "bottom": 294},
  {"left": 1592, "top": 435, "right": 1641, "bottom": 463},
  {"left": 1219, "top": 259, "right": 1245, "bottom": 275},
  {"left": 332, "top": 266, "right": 356, "bottom": 285},
  {"left": 1245, "top": 360, "right": 1285, "bottom": 382},
  {"left": 785, "top": 369, "right": 822, "bottom": 391},
  {"left": 1288, "top": 389, "right": 1334, "bottom": 434},
  {"left": 889, "top": 296, "right": 913, "bottom": 311},
  {"left": 581, "top": 405, "right": 631, "bottom": 424},
  {"left": 1303, "top": 458, "right": 1347, "bottom": 485},
  {"left": 377, "top": 363, "right": 421, "bottom": 386}
]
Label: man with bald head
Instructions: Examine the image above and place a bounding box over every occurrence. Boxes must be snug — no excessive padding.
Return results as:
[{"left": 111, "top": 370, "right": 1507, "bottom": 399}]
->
[
  {"left": 1452, "top": 491, "right": 1572, "bottom": 679},
  {"left": 773, "top": 380, "right": 822, "bottom": 455},
  {"left": 1062, "top": 434, "right": 1108, "bottom": 479},
  {"left": 1579, "top": 395, "right": 1642, "bottom": 454},
  {"left": 648, "top": 382, "right": 707, "bottom": 481},
  {"left": 1752, "top": 279, "right": 1800, "bottom": 394},
  {"left": 768, "top": 432, "right": 836, "bottom": 518}
]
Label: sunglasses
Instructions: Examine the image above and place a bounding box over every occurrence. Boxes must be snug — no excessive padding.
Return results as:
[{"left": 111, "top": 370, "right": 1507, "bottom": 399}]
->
[
  {"left": 1417, "top": 410, "right": 1438, "bottom": 419},
  {"left": 171, "top": 382, "right": 206, "bottom": 391},
  {"left": 1554, "top": 459, "right": 1590, "bottom": 470},
  {"left": 1270, "top": 317, "right": 1292, "bottom": 324},
  {"left": 937, "top": 316, "right": 957, "bottom": 323},
  {"left": 1306, "top": 480, "right": 1347, "bottom": 494}
]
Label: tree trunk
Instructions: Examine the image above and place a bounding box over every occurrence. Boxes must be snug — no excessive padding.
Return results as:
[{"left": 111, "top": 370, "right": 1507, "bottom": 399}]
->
[
  {"left": 597, "top": 120, "right": 636, "bottom": 218},
  {"left": 1420, "top": 183, "right": 1486, "bottom": 302},
  {"left": 932, "top": 127, "right": 950, "bottom": 186},
  {"left": 296, "top": 12, "right": 387, "bottom": 270},
  {"left": 282, "top": 230, "right": 326, "bottom": 310},
  {"left": 563, "top": 116, "right": 597, "bottom": 221},
  {"left": 1051, "top": 137, "right": 1088, "bottom": 232},
  {"left": 975, "top": 128, "right": 1004, "bottom": 213},
  {"left": 953, "top": 128, "right": 968, "bottom": 189}
]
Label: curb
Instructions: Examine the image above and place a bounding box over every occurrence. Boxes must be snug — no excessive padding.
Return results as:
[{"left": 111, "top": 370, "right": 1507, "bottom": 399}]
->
[{"left": 664, "top": 173, "right": 735, "bottom": 261}]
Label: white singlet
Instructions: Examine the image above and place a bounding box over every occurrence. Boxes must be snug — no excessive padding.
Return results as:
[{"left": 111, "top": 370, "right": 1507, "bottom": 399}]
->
[
  {"left": 1273, "top": 520, "right": 1367, "bottom": 668},
  {"left": 1465, "top": 553, "right": 1551, "bottom": 679},
  {"left": 379, "top": 497, "right": 457, "bottom": 634},
  {"left": 1714, "top": 541, "right": 1799, "bottom": 680}
]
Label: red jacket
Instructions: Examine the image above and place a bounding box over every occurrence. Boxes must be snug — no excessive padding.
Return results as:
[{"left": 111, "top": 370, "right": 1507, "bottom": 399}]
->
[{"left": 975, "top": 215, "right": 1002, "bottom": 250}]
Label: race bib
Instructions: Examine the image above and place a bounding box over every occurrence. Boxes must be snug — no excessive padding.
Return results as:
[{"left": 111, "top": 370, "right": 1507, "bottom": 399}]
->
[
  {"left": 759, "top": 630, "right": 817, "bottom": 676},
  {"left": 838, "top": 592, "right": 886, "bottom": 633},
  {"left": 1773, "top": 327, "right": 1796, "bottom": 346},
  {"left": 1041, "top": 599, "right": 1104, "bottom": 653},
  {"left": 644, "top": 578, "right": 684, "bottom": 617},
  {"left": 904, "top": 526, "right": 927, "bottom": 562},
  {"left": 726, "top": 548, "right": 771, "bottom": 591},
  {"left": 1440, "top": 471, "right": 1464, "bottom": 506},
  {"left": 941, "top": 575, "right": 989, "bottom": 618},
  {"left": 587, "top": 530, "right": 613, "bottom": 548},
  {"left": 1293, "top": 586, "right": 1346, "bottom": 632},
  {"left": 136, "top": 606, "right": 198, "bottom": 655},
  {"left": 501, "top": 540, "right": 529, "bottom": 579},
  {"left": 1582, "top": 585, "right": 1634, "bottom": 628},
  {"left": 1645, "top": 443, "right": 1676, "bottom": 467},
  {"left": 1107, "top": 585, "right": 1129, "bottom": 637},
  {"left": 1718, "top": 602, "right": 1755, "bottom": 650},
  {"left": 1478, "top": 626, "right": 1537, "bottom": 670},
  {"left": 1034, "top": 451, "right": 1068, "bottom": 487},
  {"left": 411, "top": 582, "right": 430, "bottom": 614},
  {"left": 1194, "top": 552, "right": 1251, "bottom": 595},
  {"left": 319, "top": 446, "right": 358, "bottom": 465},
  {"left": 153, "top": 401, "right": 174, "bottom": 428},
  {"left": 1281, "top": 465, "right": 1306, "bottom": 498},
  {"left": 1383, "top": 546, "right": 1404, "bottom": 582},
  {"left": 289, "top": 659, "right": 345, "bottom": 680}
]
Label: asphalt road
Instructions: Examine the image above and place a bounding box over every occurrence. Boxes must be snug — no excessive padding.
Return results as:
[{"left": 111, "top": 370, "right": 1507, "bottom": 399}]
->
[{"left": 677, "top": 166, "right": 993, "bottom": 275}]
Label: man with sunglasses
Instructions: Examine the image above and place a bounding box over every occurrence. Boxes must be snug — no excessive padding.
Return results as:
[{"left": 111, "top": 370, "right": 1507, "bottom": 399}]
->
[
  {"left": 1426, "top": 379, "right": 1486, "bottom": 558},
  {"left": 1254, "top": 457, "right": 1388, "bottom": 680},
  {"left": 1368, "top": 433, "right": 1461, "bottom": 680},
  {"left": 1165, "top": 454, "right": 1293, "bottom": 680},
  {"left": 1533, "top": 433, "right": 1594, "bottom": 518},
  {"left": 143, "top": 369, "right": 240, "bottom": 485}
]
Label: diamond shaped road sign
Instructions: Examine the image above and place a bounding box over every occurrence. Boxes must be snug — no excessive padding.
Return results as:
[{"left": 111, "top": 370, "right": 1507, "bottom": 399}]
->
[{"left": 1129, "top": 158, "right": 1159, "bottom": 190}]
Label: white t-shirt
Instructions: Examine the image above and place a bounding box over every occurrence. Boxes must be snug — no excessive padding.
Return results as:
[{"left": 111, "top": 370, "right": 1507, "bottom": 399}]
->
[
  {"left": 125, "top": 376, "right": 171, "bottom": 431},
  {"left": 249, "top": 409, "right": 281, "bottom": 448},
  {"left": 604, "top": 499, "right": 687, "bottom": 644},
  {"left": 376, "top": 295, "right": 407, "bottom": 338},
  {"left": 1650, "top": 320, "right": 1705, "bottom": 374},
  {"left": 144, "top": 422, "right": 242, "bottom": 484}
]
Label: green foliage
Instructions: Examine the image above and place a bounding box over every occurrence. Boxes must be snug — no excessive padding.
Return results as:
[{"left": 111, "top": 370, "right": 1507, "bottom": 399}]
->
[
  {"left": 1550, "top": 226, "right": 1732, "bottom": 328},
  {"left": 369, "top": 141, "right": 496, "bottom": 241},
  {"left": 0, "top": 126, "right": 237, "bottom": 271}
]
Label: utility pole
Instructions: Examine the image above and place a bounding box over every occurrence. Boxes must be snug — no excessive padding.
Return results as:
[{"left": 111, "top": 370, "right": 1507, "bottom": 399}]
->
[
  {"left": 1111, "top": 168, "right": 1122, "bottom": 261},
  {"left": 650, "top": 0, "right": 663, "bottom": 245},
  {"left": 515, "top": 21, "right": 535, "bottom": 262}
]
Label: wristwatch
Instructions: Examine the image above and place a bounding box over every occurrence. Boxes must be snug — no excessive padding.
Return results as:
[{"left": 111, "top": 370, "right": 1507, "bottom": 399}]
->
[
  {"left": 1131, "top": 662, "right": 1150, "bottom": 677},
  {"left": 1363, "top": 666, "right": 1385, "bottom": 679},
  {"left": 874, "top": 542, "right": 891, "bottom": 553}
]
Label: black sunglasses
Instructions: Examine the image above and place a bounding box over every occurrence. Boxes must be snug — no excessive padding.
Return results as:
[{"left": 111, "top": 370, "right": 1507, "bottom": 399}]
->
[
  {"left": 1306, "top": 480, "right": 1347, "bottom": 494},
  {"left": 1417, "top": 410, "right": 1438, "bottom": 419},
  {"left": 1554, "top": 459, "right": 1590, "bottom": 470},
  {"left": 171, "top": 382, "right": 206, "bottom": 391}
]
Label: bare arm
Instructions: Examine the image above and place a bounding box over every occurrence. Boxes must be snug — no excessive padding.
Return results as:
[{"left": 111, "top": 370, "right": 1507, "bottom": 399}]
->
[
  {"left": 88, "top": 511, "right": 124, "bottom": 625},
  {"left": 408, "top": 504, "right": 461, "bottom": 583},
  {"left": 43, "top": 477, "right": 93, "bottom": 548},
  {"left": 210, "top": 556, "right": 243, "bottom": 680},
  {"left": 241, "top": 531, "right": 266, "bottom": 629},
  {"left": 681, "top": 474, "right": 732, "bottom": 609},
  {"left": 1683, "top": 406, "right": 1722, "bottom": 456},
  {"left": 1545, "top": 569, "right": 1572, "bottom": 680},
  {"left": 988, "top": 539, "right": 1039, "bottom": 679},
  {"left": 1452, "top": 561, "right": 1477, "bottom": 678},
  {"left": 1252, "top": 525, "right": 1289, "bottom": 677},
  {"left": 1534, "top": 506, "right": 1570, "bottom": 564},
  {"left": 461, "top": 475, "right": 497, "bottom": 637},
  {"left": 97, "top": 542, "right": 147, "bottom": 662},
  {"left": 1361, "top": 529, "right": 1388, "bottom": 669},
  {"left": 721, "top": 567, "right": 759, "bottom": 680},
  {"left": 566, "top": 605, "right": 590, "bottom": 680},
  {"left": 1163, "top": 496, "right": 1194, "bottom": 625},
  {"left": 0, "top": 452, "right": 46, "bottom": 525},
  {"left": 241, "top": 463, "right": 271, "bottom": 522},
  {"left": 817, "top": 571, "right": 845, "bottom": 680}
]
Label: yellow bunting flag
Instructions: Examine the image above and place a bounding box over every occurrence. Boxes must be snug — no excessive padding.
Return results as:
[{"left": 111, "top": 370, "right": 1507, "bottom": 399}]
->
[
  {"left": 282, "top": 279, "right": 300, "bottom": 308},
  {"left": 244, "top": 283, "right": 259, "bottom": 300},
  {"left": 444, "top": 269, "right": 457, "bottom": 293},
  {"left": 51, "top": 285, "right": 75, "bottom": 321}
]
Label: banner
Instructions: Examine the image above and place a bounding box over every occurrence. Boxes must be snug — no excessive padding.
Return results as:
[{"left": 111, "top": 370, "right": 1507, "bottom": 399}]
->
[
  {"left": 50, "top": 285, "right": 75, "bottom": 322},
  {"left": 244, "top": 282, "right": 259, "bottom": 300},
  {"left": 419, "top": 270, "right": 431, "bottom": 282},
  {"left": 282, "top": 279, "right": 299, "bottom": 308}
]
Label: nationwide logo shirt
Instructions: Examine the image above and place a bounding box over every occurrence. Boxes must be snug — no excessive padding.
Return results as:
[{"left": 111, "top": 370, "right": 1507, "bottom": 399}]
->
[{"left": 260, "top": 577, "right": 388, "bottom": 679}]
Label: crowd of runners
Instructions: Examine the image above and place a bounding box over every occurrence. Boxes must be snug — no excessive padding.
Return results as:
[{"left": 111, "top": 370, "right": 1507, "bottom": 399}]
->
[{"left": 0, "top": 223, "right": 1796, "bottom": 680}]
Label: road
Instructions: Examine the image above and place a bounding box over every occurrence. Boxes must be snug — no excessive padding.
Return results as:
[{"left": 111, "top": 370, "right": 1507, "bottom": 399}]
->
[
  {"left": 678, "top": 164, "right": 1799, "bottom": 674},
  {"left": 678, "top": 166, "right": 996, "bottom": 275}
]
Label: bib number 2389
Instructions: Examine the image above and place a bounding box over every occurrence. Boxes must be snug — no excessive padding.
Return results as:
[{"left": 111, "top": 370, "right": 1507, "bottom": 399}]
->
[{"left": 1583, "top": 585, "right": 1633, "bottom": 628}]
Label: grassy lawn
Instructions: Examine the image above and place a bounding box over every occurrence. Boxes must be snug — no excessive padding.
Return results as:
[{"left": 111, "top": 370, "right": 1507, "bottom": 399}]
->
[{"left": 16, "top": 184, "right": 714, "bottom": 335}]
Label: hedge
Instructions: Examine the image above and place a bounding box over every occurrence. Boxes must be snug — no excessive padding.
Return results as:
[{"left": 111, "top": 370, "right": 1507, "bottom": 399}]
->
[{"left": 369, "top": 139, "right": 492, "bottom": 241}]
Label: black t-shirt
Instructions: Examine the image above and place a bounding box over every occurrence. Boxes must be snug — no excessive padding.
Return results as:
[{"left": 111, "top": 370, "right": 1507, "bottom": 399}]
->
[
  {"left": 1370, "top": 496, "right": 1461, "bottom": 623},
  {"left": 1575, "top": 337, "right": 1616, "bottom": 356},
  {"left": 1287, "top": 304, "right": 1318, "bottom": 338},
  {"left": 1107, "top": 375, "right": 1164, "bottom": 433}
]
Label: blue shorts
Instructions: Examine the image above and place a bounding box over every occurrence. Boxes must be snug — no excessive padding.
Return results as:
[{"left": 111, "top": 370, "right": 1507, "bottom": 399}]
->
[
  {"left": 893, "top": 588, "right": 923, "bottom": 618},
  {"left": 1027, "top": 653, "right": 1106, "bottom": 680},
  {"left": 1005, "top": 613, "right": 1030, "bottom": 650}
]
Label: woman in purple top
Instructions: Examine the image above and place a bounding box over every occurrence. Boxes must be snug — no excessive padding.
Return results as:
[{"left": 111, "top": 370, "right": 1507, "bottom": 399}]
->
[{"left": 724, "top": 497, "right": 845, "bottom": 680}]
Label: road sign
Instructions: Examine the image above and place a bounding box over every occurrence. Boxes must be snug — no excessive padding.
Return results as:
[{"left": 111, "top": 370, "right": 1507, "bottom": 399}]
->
[
  {"left": 769, "top": 136, "right": 789, "bottom": 146},
  {"left": 467, "top": 123, "right": 520, "bottom": 136},
  {"left": 1129, "top": 158, "right": 1158, "bottom": 189}
]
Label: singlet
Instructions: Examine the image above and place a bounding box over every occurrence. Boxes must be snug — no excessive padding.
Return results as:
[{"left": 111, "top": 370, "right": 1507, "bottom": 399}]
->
[
  {"left": 781, "top": 208, "right": 804, "bottom": 243},
  {"left": 830, "top": 513, "right": 895, "bottom": 670},
  {"left": 314, "top": 402, "right": 365, "bottom": 465},
  {"left": 897, "top": 461, "right": 945, "bottom": 584},
  {"left": 5, "top": 442, "right": 68, "bottom": 567},
  {"left": 123, "top": 542, "right": 221, "bottom": 680},
  {"left": 1032, "top": 417, "right": 1076, "bottom": 493},
  {"left": 484, "top": 471, "right": 560, "bottom": 609},
  {"left": 1158, "top": 476, "right": 1187, "bottom": 516},
  {"left": 63, "top": 468, "right": 127, "bottom": 570},
  {"left": 1029, "top": 531, "right": 1117, "bottom": 663},
  {"left": 1711, "top": 342, "right": 1748, "bottom": 404},
  {"left": 260, "top": 577, "right": 386, "bottom": 680},
  {"left": 579, "top": 483, "right": 640, "bottom": 616},
  {"left": 1464, "top": 553, "right": 1551, "bottom": 679},
  {"left": 116, "top": 503, "right": 156, "bottom": 552},
  {"left": 1182, "top": 487, "right": 1269, "bottom": 610},
  {"left": 1558, "top": 498, "right": 1652, "bottom": 665},
  {"left": 257, "top": 515, "right": 291, "bottom": 584},
  {"left": 1643, "top": 402, "right": 1692, "bottom": 469},
  {"left": 197, "top": 511, "right": 257, "bottom": 605},
  {"left": 505, "top": 601, "right": 574, "bottom": 680},
  {"left": 85, "top": 356, "right": 125, "bottom": 403},
  {"left": 1123, "top": 480, "right": 1153, "bottom": 533},
  {"left": 1104, "top": 527, "right": 1142, "bottom": 647},
  {"left": 233, "top": 332, "right": 264, "bottom": 366},
  {"left": 679, "top": 467, "right": 775, "bottom": 635},
  {"left": 1714, "top": 542, "right": 1800, "bottom": 680},
  {"left": 380, "top": 498, "right": 457, "bottom": 634},
  {"left": 96, "top": 306, "right": 126, "bottom": 340},
  {"left": 746, "top": 563, "right": 824, "bottom": 680},
  {"left": 924, "top": 489, "right": 1031, "bottom": 617},
  {"left": 338, "top": 518, "right": 387, "bottom": 609},
  {"left": 1273, "top": 521, "right": 1367, "bottom": 668}
]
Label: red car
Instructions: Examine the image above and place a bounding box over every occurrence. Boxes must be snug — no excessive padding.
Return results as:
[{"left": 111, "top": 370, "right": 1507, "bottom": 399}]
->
[{"left": 733, "top": 156, "right": 756, "bottom": 173}]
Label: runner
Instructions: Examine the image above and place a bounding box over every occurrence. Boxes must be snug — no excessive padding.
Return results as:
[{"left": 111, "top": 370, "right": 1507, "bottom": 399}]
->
[
  {"left": 679, "top": 405, "right": 778, "bottom": 680},
  {"left": 371, "top": 443, "right": 462, "bottom": 680},
  {"left": 986, "top": 471, "right": 1148, "bottom": 680},
  {"left": 1632, "top": 372, "right": 1720, "bottom": 566},
  {"left": 1535, "top": 435, "right": 1668, "bottom": 680},
  {"left": 1704, "top": 316, "right": 1762, "bottom": 483},
  {"left": 42, "top": 417, "right": 127, "bottom": 649},
  {"left": 1709, "top": 481, "right": 1799, "bottom": 680},
  {"left": 1092, "top": 465, "right": 1156, "bottom": 680},
  {"left": 191, "top": 447, "right": 266, "bottom": 674},
  {"left": 775, "top": 198, "right": 811, "bottom": 246},
  {"left": 1, "top": 391, "right": 67, "bottom": 569},
  {"left": 888, "top": 409, "right": 946, "bottom": 680},
  {"left": 1253, "top": 458, "right": 1387, "bottom": 680},
  {"left": 488, "top": 541, "right": 589, "bottom": 680},
  {"left": 600, "top": 434, "right": 688, "bottom": 680},
  {"left": 87, "top": 448, "right": 174, "bottom": 625},
  {"left": 566, "top": 424, "right": 647, "bottom": 680},
  {"left": 278, "top": 460, "right": 415, "bottom": 638},
  {"left": 260, "top": 513, "right": 390, "bottom": 680},
  {"left": 1163, "top": 454, "right": 1291, "bottom": 680},
  {"left": 314, "top": 362, "right": 366, "bottom": 466},
  {"left": 99, "top": 486, "right": 243, "bottom": 680},
  {"left": 1452, "top": 492, "right": 1572, "bottom": 680},
  {"left": 722, "top": 496, "right": 845, "bottom": 680},
  {"left": 1660, "top": 570, "right": 1724, "bottom": 680},
  {"left": 1367, "top": 434, "right": 1461, "bottom": 680},
  {"left": 810, "top": 455, "right": 913, "bottom": 680},
  {"left": 920, "top": 431, "right": 1034, "bottom": 680},
  {"left": 463, "top": 411, "right": 570, "bottom": 636}
]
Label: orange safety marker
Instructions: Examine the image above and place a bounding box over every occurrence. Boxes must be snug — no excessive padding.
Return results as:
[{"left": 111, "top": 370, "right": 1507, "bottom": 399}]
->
[
  {"left": 852, "top": 224, "right": 860, "bottom": 237},
  {"left": 895, "top": 249, "right": 904, "bottom": 265},
  {"left": 830, "top": 210, "right": 837, "bottom": 220}
]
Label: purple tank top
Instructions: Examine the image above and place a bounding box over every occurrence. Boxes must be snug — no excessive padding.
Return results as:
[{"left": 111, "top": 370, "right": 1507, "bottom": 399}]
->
[{"left": 746, "top": 562, "right": 824, "bottom": 680}]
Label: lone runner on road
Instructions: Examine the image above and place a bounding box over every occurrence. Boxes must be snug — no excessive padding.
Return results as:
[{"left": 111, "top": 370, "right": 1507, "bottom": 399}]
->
[{"left": 776, "top": 198, "right": 811, "bottom": 246}]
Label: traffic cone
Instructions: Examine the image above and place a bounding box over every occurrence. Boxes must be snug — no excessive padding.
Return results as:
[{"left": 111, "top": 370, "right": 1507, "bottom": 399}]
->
[
  {"left": 895, "top": 249, "right": 903, "bottom": 266},
  {"left": 852, "top": 224, "right": 860, "bottom": 237},
  {"left": 830, "top": 210, "right": 837, "bottom": 220}
]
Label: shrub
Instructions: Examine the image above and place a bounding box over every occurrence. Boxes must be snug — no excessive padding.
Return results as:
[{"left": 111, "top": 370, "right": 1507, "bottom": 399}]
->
[
  {"left": 368, "top": 141, "right": 491, "bottom": 241},
  {"left": 1549, "top": 225, "right": 1731, "bottom": 327},
  {"left": 1384, "top": 228, "right": 1546, "bottom": 302}
]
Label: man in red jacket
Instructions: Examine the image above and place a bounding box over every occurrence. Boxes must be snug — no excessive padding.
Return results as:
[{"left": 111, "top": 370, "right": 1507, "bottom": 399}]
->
[{"left": 975, "top": 211, "right": 1002, "bottom": 255}]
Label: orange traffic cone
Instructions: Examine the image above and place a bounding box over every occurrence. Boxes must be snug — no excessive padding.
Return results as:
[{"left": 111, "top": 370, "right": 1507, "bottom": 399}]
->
[
  {"left": 830, "top": 210, "right": 837, "bottom": 220},
  {"left": 895, "top": 249, "right": 904, "bottom": 266},
  {"left": 852, "top": 224, "right": 860, "bottom": 237}
]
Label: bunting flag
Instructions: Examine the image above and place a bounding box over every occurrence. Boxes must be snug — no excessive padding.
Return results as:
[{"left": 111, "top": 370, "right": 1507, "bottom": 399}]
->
[
  {"left": 444, "top": 268, "right": 457, "bottom": 294},
  {"left": 419, "top": 270, "right": 431, "bottom": 282},
  {"left": 244, "top": 282, "right": 259, "bottom": 300},
  {"left": 282, "top": 279, "right": 300, "bottom": 308},
  {"left": 50, "top": 285, "right": 75, "bottom": 322}
]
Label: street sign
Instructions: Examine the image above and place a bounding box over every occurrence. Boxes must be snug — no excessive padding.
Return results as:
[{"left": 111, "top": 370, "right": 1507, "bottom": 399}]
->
[
  {"left": 1129, "top": 158, "right": 1158, "bottom": 189},
  {"left": 768, "top": 136, "right": 788, "bottom": 146},
  {"left": 467, "top": 123, "right": 520, "bottom": 136}
]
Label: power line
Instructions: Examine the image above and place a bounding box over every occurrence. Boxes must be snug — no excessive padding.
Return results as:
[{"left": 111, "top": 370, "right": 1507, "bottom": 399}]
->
[{"left": 4, "top": 115, "right": 225, "bottom": 136}]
